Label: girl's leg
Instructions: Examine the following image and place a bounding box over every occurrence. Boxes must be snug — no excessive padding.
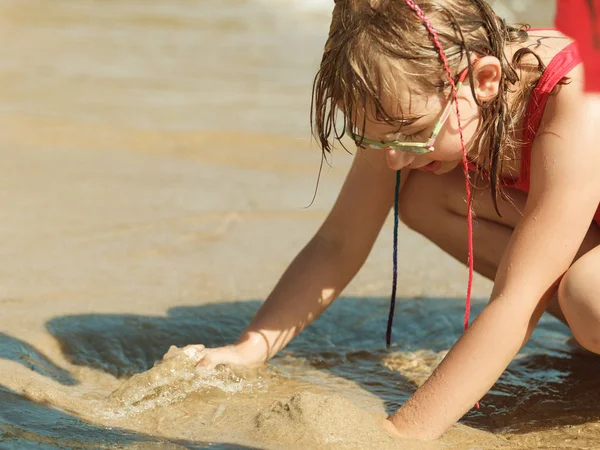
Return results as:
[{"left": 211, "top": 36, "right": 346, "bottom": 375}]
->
[
  {"left": 399, "top": 167, "right": 600, "bottom": 329},
  {"left": 558, "top": 247, "right": 600, "bottom": 353}
]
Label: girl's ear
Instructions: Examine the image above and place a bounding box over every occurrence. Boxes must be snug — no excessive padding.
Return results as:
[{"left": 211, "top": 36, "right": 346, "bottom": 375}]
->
[{"left": 472, "top": 56, "right": 501, "bottom": 102}]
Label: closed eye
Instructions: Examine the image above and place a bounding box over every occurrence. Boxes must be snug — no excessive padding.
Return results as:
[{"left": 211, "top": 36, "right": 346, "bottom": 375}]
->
[{"left": 400, "top": 129, "right": 425, "bottom": 142}]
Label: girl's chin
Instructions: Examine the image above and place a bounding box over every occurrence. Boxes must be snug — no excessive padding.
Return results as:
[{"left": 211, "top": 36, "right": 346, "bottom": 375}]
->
[{"left": 413, "top": 160, "right": 461, "bottom": 175}]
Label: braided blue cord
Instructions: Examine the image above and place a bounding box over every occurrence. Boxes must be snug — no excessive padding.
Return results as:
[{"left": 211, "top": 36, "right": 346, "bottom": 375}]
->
[{"left": 386, "top": 170, "right": 401, "bottom": 348}]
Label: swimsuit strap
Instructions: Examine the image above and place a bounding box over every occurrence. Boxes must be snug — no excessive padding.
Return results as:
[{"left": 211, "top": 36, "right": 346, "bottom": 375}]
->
[{"left": 516, "top": 42, "right": 581, "bottom": 191}]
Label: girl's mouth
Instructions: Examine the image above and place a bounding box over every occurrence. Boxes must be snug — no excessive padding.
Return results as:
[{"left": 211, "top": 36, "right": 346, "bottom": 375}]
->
[{"left": 417, "top": 161, "right": 442, "bottom": 172}]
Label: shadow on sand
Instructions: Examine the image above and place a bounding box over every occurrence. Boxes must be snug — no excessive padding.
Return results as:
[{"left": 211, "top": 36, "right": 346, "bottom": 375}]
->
[
  {"left": 2, "top": 296, "right": 599, "bottom": 448},
  {"left": 40, "top": 296, "right": 600, "bottom": 435}
]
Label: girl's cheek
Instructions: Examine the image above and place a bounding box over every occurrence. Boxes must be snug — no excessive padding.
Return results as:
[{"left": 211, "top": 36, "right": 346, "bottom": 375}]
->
[{"left": 431, "top": 136, "right": 461, "bottom": 161}]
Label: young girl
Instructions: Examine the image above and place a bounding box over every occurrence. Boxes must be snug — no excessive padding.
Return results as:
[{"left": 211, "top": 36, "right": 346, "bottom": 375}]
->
[{"left": 164, "top": 0, "right": 600, "bottom": 440}]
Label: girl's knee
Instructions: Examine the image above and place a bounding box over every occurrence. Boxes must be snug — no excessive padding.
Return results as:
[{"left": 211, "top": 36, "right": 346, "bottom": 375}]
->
[
  {"left": 558, "top": 264, "right": 600, "bottom": 354},
  {"left": 568, "top": 331, "right": 600, "bottom": 355}
]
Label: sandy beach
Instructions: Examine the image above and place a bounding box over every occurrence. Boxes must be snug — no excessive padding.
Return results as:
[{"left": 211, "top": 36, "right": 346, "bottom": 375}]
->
[{"left": 2, "top": 1, "right": 600, "bottom": 449}]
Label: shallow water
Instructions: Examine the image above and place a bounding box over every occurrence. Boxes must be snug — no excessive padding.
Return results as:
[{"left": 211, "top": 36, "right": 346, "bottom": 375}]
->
[
  {"left": 4, "top": 298, "right": 600, "bottom": 449},
  {"left": 2, "top": 0, "right": 600, "bottom": 449}
]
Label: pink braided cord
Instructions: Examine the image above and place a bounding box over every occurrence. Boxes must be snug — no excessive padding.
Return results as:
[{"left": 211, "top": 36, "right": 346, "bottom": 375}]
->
[
  {"left": 404, "top": 0, "right": 478, "bottom": 410},
  {"left": 404, "top": 0, "right": 474, "bottom": 333}
]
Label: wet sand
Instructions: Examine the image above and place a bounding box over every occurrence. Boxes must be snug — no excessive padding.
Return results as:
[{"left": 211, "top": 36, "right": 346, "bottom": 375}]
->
[{"left": 2, "top": 1, "right": 600, "bottom": 449}]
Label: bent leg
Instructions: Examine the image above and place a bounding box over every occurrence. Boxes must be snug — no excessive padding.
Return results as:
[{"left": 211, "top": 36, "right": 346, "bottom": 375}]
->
[
  {"left": 558, "top": 246, "right": 600, "bottom": 354},
  {"left": 399, "top": 167, "right": 600, "bottom": 324}
]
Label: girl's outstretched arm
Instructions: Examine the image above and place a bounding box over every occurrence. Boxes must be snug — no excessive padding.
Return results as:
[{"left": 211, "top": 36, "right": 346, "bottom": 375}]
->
[
  {"left": 169, "top": 148, "right": 404, "bottom": 367},
  {"left": 388, "top": 68, "right": 600, "bottom": 440},
  {"left": 233, "top": 150, "right": 402, "bottom": 365}
]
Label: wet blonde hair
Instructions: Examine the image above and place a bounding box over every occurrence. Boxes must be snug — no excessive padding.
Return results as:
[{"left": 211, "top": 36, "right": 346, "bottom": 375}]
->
[{"left": 311, "top": 0, "right": 548, "bottom": 214}]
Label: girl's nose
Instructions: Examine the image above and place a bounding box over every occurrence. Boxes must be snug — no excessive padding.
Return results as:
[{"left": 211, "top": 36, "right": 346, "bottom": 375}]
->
[{"left": 386, "top": 148, "right": 415, "bottom": 170}]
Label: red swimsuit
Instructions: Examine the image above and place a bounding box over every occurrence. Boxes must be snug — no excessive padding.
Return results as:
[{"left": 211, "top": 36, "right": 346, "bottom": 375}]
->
[
  {"left": 504, "top": 41, "right": 600, "bottom": 226},
  {"left": 472, "top": 41, "right": 600, "bottom": 226}
]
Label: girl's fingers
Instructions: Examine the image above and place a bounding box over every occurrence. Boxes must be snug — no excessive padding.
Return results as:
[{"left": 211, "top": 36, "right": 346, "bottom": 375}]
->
[
  {"left": 163, "top": 344, "right": 206, "bottom": 361},
  {"left": 196, "top": 353, "right": 214, "bottom": 368}
]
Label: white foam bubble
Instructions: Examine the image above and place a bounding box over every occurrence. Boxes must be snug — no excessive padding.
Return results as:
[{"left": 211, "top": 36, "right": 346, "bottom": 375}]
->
[{"left": 101, "top": 350, "right": 255, "bottom": 418}]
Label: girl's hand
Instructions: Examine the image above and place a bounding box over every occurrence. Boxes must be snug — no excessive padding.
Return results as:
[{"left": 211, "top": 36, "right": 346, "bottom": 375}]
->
[{"left": 162, "top": 344, "right": 264, "bottom": 369}]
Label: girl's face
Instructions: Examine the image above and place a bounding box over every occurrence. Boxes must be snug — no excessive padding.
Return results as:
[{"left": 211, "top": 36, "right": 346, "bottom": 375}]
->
[{"left": 351, "top": 73, "right": 482, "bottom": 174}]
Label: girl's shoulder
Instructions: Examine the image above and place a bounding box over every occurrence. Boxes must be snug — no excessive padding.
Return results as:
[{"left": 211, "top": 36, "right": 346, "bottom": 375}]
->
[{"left": 499, "top": 30, "right": 586, "bottom": 185}]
